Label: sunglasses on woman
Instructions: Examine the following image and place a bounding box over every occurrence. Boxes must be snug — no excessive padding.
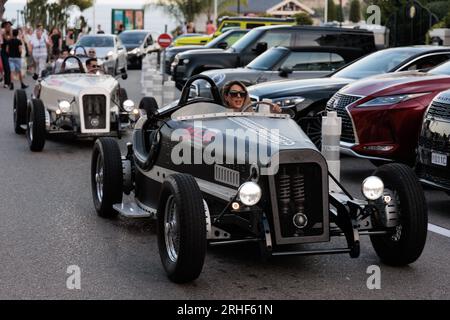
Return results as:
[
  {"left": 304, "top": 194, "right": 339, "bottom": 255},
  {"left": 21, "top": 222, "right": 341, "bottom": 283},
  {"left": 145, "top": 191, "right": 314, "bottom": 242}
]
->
[{"left": 228, "top": 90, "right": 247, "bottom": 98}]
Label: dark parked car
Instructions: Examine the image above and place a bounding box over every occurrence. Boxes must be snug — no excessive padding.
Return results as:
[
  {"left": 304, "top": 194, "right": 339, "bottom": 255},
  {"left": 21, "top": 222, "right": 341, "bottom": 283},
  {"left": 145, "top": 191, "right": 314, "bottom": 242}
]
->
[
  {"left": 164, "top": 29, "right": 249, "bottom": 75},
  {"left": 248, "top": 46, "right": 450, "bottom": 147},
  {"left": 416, "top": 89, "right": 450, "bottom": 194},
  {"left": 119, "top": 30, "right": 159, "bottom": 69},
  {"left": 197, "top": 46, "right": 367, "bottom": 95},
  {"left": 172, "top": 25, "right": 377, "bottom": 89},
  {"left": 90, "top": 75, "right": 427, "bottom": 283},
  {"left": 326, "top": 61, "right": 450, "bottom": 165}
]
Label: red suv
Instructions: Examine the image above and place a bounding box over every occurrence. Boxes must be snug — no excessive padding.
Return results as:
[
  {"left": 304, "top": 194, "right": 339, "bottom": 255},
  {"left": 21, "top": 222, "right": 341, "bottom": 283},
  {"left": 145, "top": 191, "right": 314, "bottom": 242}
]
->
[{"left": 326, "top": 61, "right": 450, "bottom": 165}]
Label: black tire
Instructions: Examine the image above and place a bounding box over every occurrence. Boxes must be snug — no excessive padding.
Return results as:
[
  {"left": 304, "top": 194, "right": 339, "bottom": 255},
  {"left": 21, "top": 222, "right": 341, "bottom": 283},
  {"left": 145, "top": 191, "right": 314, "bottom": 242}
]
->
[
  {"left": 14, "top": 89, "right": 27, "bottom": 134},
  {"left": 157, "top": 174, "right": 206, "bottom": 283},
  {"left": 26, "top": 99, "right": 46, "bottom": 152},
  {"left": 139, "top": 96, "right": 159, "bottom": 116},
  {"left": 370, "top": 163, "right": 428, "bottom": 266},
  {"left": 298, "top": 115, "right": 322, "bottom": 150},
  {"left": 91, "top": 138, "right": 123, "bottom": 218}
]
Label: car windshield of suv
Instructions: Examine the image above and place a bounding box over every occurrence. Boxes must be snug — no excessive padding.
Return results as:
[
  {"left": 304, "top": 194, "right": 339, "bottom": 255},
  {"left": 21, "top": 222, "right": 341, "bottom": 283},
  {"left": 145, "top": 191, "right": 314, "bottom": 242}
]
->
[
  {"left": 119, "top": 32, "right": 146, "bottom": 44},
  {"left": 206, "top": 30, "right": 246, "bottom": 48},
  {"left": 247, "top": 47, "right": 288, "bottom": 70},
  {"left": 428, "top": 61, "right": 450, "bottom": 75},
  {"left": 332, "top": 49, "right": 421, "bottom": 79},
  {"left": 78, "top": 36, "right": 114, "bottom": 48},
  {"left": 227, "top": 29, "right": 261, "bottom": 53}
]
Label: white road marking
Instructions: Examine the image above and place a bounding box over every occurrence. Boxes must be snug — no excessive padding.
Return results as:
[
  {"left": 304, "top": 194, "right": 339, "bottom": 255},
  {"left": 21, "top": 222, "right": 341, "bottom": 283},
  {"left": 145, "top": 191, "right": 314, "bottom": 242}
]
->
[{"left": 428, "top": 223, "right": 450, "bottom": 238}]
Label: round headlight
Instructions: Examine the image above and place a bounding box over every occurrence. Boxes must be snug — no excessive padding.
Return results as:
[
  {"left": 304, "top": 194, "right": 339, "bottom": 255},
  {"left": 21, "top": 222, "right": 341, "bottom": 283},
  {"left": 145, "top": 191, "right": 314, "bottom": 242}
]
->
[
  {"left": 238, "top": 182, "right": 262, "bottom": 206},
  {"left": 362, "top": 176, "right": 384, "bottom": 200},
  {"left": 58, "top": 100, "right": 71, "bottom": 113},
  {"left": 183, "top": 59, "right": 190, "bottom": 64},
  {"left": 122, "top": 99, "right": 135, "bottom": 112}
]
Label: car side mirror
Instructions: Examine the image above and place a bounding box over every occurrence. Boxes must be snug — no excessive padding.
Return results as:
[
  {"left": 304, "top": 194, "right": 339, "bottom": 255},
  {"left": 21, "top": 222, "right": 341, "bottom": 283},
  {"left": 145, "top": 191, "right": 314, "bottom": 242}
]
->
[
  {"left": 279, "top": 66, "right": 293, "bottom": 77},
  {"left": 120, "top": 68, "right": 128, "bottom": 79},
  {"left": 32, "top": 73, "right": 39, "bottom": 80},
  {"left": 253, "top": 42, "right": 268, "bottom": 54},
  {"left": 217, "top": 42, "right": 228, "bottom": 50}
]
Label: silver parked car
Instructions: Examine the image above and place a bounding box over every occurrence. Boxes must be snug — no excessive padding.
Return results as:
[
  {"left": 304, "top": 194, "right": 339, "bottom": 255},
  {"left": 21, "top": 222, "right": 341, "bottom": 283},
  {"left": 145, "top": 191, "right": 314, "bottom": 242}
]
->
[{"left": 75, "top": 34, "right": 128, "bottom": 75}]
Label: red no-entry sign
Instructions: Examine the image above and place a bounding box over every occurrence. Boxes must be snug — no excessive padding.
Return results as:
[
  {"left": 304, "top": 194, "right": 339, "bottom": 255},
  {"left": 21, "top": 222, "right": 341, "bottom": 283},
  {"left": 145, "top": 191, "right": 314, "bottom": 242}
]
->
[{"left": 157, "top": 33, "right": 173, "bottom": 48}]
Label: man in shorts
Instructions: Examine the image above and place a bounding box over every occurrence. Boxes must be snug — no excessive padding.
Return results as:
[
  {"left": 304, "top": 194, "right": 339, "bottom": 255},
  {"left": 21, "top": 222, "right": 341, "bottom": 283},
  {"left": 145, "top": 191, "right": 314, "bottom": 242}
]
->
[{"left": 7, "top": 29, "right": 28, "bottom": 90}]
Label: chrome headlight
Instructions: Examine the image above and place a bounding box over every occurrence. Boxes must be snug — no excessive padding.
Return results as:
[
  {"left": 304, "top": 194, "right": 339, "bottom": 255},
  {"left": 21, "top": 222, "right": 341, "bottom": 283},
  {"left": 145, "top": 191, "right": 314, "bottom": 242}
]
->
[
  {"left": 272, "top": 96, "right": 305, "bottom": 107},
  {"left": 238, "top": 182, "right": 262, "bottom": 206},
  {"left": 182, "top": 58, "right": 190, "bottom": 64},
  {"left": 358, "top": 93, "right": 429, "bottom": 107},
  {"left": 122, "top": 99, "right": 135, "bottom": 112},
  {"left": 58, "top": 100, "right": 71, "bottom": 113},
  {"left": 130, "top": 48, "right": 141, "bottom": 55},
  {"left": 362, "top": 176, "right": 384, "bottom": 200}
]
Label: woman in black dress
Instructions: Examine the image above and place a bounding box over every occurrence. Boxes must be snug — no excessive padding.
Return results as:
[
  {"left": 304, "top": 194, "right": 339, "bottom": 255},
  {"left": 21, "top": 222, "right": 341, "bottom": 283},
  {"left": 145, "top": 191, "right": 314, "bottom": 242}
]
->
[{"left": 50, "top": 27, "right": 62, "bottom": 61}]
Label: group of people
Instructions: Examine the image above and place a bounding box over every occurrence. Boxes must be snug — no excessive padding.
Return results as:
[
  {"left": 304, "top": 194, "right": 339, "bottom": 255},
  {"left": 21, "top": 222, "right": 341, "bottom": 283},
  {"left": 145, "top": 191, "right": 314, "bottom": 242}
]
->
[
  {"left": 0, "top": 21, "right": 88, "bottom": 90},
  {"left": 174, "top": 20, "right": 217, "bottom": 37}
]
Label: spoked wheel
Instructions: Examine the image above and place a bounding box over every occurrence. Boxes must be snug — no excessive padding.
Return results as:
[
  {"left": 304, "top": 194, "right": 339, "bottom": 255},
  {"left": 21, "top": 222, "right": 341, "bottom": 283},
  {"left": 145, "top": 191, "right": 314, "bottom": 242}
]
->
[
  {"left": 14, "top": 89, "right": 27, "bottom": 134},
  {"left": 370, "top": 163, "right": 428, "bottom": 266},
  {"left": 157, "top": 174, "right": 206, "bottom": 283},
  {"left": 298, "top": 115, "right": 322, "bottom": 150},
  {"left": 91, "top": 138, "right": 123, "bottom": 218},
  {"left": 26, "top": 99, "right": 46, "bottom": 151}
]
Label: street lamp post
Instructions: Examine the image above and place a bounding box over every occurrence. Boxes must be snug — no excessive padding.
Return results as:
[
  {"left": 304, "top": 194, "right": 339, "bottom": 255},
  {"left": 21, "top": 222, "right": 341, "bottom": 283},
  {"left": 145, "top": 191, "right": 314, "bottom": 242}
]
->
[
  {"left": 324, "top": 0, "right": 328, "bottom": 23},
  {"left": 214, "top": 0, "right": 218, "bottom": 26},
  {"left": 237, "top": 0, "right": 240, "bottom": 15}
]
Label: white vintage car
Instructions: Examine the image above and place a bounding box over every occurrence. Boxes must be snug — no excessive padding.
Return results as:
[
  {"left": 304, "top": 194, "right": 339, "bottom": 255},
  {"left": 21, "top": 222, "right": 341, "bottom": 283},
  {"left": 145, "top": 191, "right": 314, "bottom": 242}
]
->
[{"left": 13, "top": 55, "right": 139, "bottom": 152}]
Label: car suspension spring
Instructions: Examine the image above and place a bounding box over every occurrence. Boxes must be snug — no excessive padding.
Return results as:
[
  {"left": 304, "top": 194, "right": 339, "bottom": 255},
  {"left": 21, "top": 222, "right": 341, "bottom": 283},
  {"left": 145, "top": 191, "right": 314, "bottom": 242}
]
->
[
  {"left": 292, "top": 169, "right": 305, "bottom": 215},
  {"left": 278, "top": 168, "right": 290, "bottom": 215}
]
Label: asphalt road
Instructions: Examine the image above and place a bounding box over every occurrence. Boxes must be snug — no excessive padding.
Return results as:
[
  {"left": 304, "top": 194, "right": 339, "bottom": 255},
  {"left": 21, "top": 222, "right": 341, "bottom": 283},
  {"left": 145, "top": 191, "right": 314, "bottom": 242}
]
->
[{"left": 0, "top": 71, "right": 449, "bottom": 300}]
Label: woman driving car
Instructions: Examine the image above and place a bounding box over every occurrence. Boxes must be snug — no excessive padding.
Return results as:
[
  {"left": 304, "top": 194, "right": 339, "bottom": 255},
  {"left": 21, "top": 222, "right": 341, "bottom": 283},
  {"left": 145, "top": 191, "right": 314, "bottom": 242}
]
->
[{"left": 222, "top": 81, "right": 281, "bottom": 113}]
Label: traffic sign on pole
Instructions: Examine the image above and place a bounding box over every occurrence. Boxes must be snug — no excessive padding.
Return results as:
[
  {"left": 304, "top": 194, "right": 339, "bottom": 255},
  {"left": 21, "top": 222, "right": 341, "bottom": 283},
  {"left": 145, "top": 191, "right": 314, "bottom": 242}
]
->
[{"left": 157, "top": 33, "right": 173, "bottom": 48}]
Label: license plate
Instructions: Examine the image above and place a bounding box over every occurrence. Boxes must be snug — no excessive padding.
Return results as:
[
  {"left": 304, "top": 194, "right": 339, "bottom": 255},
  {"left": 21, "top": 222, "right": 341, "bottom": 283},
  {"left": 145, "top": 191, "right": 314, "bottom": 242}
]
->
[{"left": 431, "top": 152, "right": 447, "bottom": 167}]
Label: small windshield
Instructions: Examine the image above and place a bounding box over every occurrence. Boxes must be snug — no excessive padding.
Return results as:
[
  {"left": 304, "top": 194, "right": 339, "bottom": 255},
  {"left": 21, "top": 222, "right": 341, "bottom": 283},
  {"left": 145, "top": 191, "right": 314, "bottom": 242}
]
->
[
  {"left": 78, "top": 36, "right": 114, "bottom": 48},
  {"left": 429, "top": 60, "right": 450, "bottom": 75},
  {"left": 119, "top": 32, "right": 147, "bottom": 44},
  {"left": 247, "top": 47, "right": 288, "bottom": 70},
  {"left": 332, "top": 48, "right": 421, "bottom": 79}
]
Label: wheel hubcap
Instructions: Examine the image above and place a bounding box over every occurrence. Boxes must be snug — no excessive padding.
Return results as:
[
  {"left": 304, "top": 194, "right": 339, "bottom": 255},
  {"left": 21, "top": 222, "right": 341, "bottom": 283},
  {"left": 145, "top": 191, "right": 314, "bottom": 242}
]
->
[
  {"left": 164, "top": 195, "right": 179, "bottom": 263},
  {"left": 28, "top": 111, "right": 33, "bottom": 141},
  {"left": 95, "top": 154, "right": 104, "bottom": 201}
]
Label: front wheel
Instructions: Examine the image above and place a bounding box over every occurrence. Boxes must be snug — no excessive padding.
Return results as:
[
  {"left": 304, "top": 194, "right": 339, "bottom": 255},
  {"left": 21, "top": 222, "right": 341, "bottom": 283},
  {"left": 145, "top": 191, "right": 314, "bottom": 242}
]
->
[
  {"left": 26, "top": 99, "right": 46, "bottom": 151},
  {"left": 370, "top": 163, "right": 428, "bottom": 266},
  {"left": 14, "top": 89, "right": 28, "bottom": 134},
  {"left": 91, "top": 138, "right": 123, "bottom": 218},
  {"left": 157, "top": 174, "right": 206, "bottom": 283}
]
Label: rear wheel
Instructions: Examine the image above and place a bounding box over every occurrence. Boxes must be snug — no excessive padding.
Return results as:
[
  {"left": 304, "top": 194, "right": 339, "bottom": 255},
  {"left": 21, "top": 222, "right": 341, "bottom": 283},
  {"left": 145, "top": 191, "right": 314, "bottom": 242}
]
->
[
  {"left": 157, "top": 174, "right": 206, "bottom": 283},
  {"left": 26, "top": 99, "right": 46, "bottom": 152},
  {"left": 14, "top": 89, "right": 27, "bottom": 134},
  {"left": 370, "top": 163, "right": 428, "bottom": 266},
  {"left": 91, "top": 138, "right": 123, "bottom": 218}
]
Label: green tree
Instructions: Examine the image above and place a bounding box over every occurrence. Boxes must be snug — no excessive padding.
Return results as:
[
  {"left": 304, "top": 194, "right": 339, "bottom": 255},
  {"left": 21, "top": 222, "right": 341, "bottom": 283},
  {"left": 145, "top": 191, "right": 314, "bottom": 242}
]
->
[
  {"left": 349, "top": 0, "right": 361, "bottom": 23},
  {"left": 154, "top": 0, "right": 247, "bottom": 24},
  {"left": 294, "top": 12, "right": 313, "bottom": 25},
  {"left": 327, "top": 0, "right": 337, "bottom": 22},
  {"left": 24, "top": 0, "right": 93, "bottom": 30}
]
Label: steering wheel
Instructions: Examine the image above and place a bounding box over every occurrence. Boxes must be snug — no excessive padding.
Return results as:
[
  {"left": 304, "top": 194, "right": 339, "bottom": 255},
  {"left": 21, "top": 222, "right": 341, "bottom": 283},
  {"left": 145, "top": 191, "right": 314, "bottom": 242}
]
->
[
  {"left": 241, "top": 101, "right": 280, "bottom": 113},
  {"left": 60, "top": 55, "right": 85, "bottom": 74},
  {"left": 178, "top": 74, "right": 223, "bottom": 106}
]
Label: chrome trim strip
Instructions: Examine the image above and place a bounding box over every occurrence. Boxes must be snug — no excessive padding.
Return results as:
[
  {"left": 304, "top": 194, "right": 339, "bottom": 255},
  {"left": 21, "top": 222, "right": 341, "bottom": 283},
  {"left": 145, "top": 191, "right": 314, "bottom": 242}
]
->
[
  {"left": 175, "top": 112, "right": 289, "bottom": 121},
  {"left": 137, "top": 165, "right": 237, "bottom": 201}
]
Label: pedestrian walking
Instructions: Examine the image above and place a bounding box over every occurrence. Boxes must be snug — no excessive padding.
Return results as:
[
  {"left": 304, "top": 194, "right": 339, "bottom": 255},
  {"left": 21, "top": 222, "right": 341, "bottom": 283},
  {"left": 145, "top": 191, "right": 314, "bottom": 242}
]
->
[
  {"left": 206, "top": 20, "right": 216, "bottom": 35},
  {"left": 29, "top": 28, "right": 49, "bottom": 78},
  {"left": 64, "top": 28, "right": 75, "bottom": 51},
  {"left": 6, "top": 29, "right": 28, "bottom": 90},
  {"left": 49, "top": 27, "right": 62, "bottom": 61},
  {"left": 1, "top": 21, "right": 13, "bottom": 88},
  {"left": 97, "top": 24, "right": 104, "bottom": 34}
]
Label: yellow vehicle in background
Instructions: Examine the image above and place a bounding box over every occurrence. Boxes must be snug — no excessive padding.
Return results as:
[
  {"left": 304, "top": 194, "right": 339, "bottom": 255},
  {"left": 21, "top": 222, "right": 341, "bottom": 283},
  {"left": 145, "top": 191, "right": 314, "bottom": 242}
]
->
[{"left": 173, "top": 16, "right": 296, "bottom": 46}]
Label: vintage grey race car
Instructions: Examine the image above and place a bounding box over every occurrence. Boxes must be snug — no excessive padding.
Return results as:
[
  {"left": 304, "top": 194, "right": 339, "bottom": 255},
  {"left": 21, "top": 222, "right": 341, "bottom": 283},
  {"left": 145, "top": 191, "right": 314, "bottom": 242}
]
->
[
  {"left": 13, "top": 55, "right": 139, "bottom": 152},
  {"left": 91, "top": 75, "right": 428, "bottom": 283}
]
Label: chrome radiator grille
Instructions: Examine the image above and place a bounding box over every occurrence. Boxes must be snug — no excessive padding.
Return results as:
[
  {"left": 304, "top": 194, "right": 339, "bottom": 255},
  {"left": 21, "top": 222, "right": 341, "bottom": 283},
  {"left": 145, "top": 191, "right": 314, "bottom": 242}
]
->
[{"left": 82, "top": 94, "right": 107, "bottom": 130}]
